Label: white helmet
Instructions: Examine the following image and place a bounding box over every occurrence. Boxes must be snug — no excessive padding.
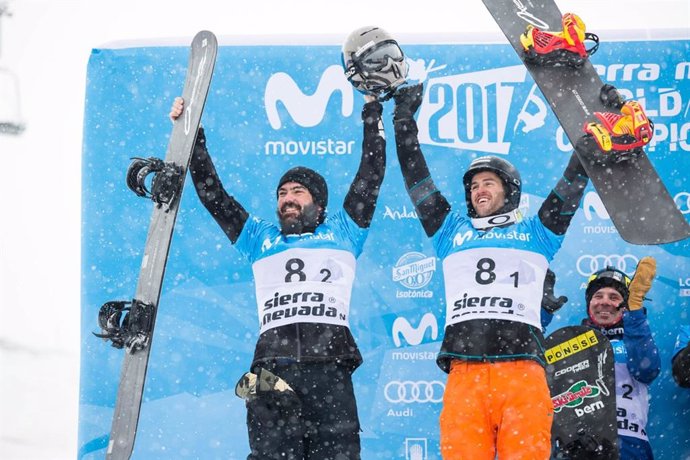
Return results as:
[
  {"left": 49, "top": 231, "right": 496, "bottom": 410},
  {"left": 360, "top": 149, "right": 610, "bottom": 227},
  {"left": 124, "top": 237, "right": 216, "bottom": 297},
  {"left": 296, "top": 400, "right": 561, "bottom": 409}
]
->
[{"left": 342, "top": 26, "right": 408, "bottom": 97}]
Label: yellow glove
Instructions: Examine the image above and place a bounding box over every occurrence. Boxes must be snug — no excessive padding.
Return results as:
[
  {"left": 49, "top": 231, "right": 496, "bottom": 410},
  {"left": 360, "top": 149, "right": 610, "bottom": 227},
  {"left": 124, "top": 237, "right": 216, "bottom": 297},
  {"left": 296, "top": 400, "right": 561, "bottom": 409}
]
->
[{"left": 628, "top": 256, "right": 656, "bottom": 310}]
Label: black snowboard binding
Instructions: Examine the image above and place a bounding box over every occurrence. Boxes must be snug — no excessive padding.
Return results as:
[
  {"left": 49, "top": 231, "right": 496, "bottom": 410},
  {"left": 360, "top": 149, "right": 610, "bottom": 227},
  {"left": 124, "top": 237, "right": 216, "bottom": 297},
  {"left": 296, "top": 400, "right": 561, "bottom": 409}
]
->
[
  {"left": 94, "top": 299, "right": 154, "bottom": 353},
  {"left": 521, "top": 13, "right": 599, "bottom": 68},
  {"left": 554, "top": 431, "right": 618, "bottom": 460},
  {"left": 126, "top": 157, "right": 184, "bottom": 209}
]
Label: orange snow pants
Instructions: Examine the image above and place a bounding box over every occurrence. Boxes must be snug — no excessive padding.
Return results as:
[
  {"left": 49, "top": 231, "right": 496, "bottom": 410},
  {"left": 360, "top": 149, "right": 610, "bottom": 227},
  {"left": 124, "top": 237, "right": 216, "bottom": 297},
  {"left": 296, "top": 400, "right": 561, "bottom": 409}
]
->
[{"left": 440, "top": 360, "right": 553, "bottom": 460}]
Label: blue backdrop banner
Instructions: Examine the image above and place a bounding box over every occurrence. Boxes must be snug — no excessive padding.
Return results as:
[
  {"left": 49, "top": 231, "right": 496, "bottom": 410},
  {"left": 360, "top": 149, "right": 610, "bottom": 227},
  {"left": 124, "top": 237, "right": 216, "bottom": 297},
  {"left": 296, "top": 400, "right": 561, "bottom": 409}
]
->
[{"left": 80, "top": 35, "right": 690, "bottom": 459}]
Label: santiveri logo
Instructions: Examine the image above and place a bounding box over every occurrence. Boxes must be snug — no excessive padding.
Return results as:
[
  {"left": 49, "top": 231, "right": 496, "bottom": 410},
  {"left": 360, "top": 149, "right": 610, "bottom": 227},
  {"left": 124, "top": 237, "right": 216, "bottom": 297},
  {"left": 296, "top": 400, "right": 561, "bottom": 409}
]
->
[
  {"left": 263, "top": 65, "right": 356, "bottom": 156},
  {"left": 416, "top": 65, "right": 529, "bottom": 155},
  {"left": 576, "top": 254, "right": 638, "bottom": 277}
]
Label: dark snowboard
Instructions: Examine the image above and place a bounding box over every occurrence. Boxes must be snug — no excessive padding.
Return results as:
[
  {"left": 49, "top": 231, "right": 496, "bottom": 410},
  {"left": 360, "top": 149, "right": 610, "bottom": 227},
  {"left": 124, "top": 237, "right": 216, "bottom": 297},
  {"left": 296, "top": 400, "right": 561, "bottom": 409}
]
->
[
  {"left": 104, "top": 31, "right": 217, "bottom": 460},
  {"left": 545, "top": 326, "right": 618, "bottom": 459},
  {"left": 482, "top": 0, "right": 690, "bottom": 245}
]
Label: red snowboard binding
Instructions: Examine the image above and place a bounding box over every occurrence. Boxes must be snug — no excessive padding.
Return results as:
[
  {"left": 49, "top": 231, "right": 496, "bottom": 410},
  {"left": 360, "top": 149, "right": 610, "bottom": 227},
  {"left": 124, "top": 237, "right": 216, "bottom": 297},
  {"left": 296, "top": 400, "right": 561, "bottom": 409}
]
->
[
  {"left": 583, "top": 85, "right": 654, "bottom": 162},
  {"left": 521, "top": 13, "right": 599, "bottom": 67}
]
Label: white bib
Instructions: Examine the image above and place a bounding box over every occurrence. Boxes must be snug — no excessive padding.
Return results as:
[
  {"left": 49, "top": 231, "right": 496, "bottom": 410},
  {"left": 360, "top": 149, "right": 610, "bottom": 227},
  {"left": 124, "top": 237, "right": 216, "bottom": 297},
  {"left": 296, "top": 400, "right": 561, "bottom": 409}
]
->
[
  {"left": 612, "top": 339, "right": 650, "bottom": 441},
  {"left": 442, "top": 247, "right": 547, "bottom": 328},
  {"left": 252, "top": 248, "right": 356, "bottom": 334}
]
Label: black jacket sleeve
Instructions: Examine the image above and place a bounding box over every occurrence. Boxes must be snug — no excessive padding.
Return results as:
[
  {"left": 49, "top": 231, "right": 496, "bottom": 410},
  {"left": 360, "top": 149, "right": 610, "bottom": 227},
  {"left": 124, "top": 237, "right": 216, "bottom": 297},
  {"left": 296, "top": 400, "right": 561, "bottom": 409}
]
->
[
  {"left": 343, "top": 101, "right": 387, "bottom": 228},
  {"left": 673, "top": 344, "right": 690, "bottom": 388},
  {"left": 188, "top": 128, "right": 249, "bottom": 243},
  {"left": 393, "top": 117, "right": 451, "bottom": 237},
  {"left": 538, "top": 152, "right": 589, "bottom": 235}
]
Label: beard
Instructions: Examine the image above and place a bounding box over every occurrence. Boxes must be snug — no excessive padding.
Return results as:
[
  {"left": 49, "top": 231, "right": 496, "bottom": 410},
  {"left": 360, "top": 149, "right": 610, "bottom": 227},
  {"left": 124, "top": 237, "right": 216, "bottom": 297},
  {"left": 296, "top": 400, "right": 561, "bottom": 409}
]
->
[{"left": 277, "top": 202, "right": 322, "bottom": 235}]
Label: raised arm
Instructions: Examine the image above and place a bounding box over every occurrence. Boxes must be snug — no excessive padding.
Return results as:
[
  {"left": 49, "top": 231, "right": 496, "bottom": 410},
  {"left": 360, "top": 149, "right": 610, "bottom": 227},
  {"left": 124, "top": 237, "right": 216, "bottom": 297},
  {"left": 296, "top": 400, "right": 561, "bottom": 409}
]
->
[
  {"left": 538, "top": 152, "right": 589, "bottom": 235},
  {"left": 392, "top": 84, "right": 451, "bottom": 237},
  {"left": 343, "top": 98, "right": 387, "bottom": 228},
  {"left": 623, "top": 256, "right": 661, "bottom": 384},
  {"left": 170, "top": 97, "right": 248, "bottom": 243},
  {"left": 189, "top": 128, "right": 249, "bottom": 243}
]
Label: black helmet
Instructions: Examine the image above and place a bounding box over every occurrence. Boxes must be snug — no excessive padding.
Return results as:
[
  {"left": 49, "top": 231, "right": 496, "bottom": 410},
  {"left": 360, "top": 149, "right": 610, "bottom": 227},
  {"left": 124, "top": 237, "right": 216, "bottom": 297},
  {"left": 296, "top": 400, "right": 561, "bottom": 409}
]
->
[
  {"left": 585, "top": 266, "right": 631, "bottom": 309},
  {"left": 463, "top": 156, "right": 521, "bottom": 218},
  {"left": 342, "top": 26, "right": 408, "bottom": 97}
]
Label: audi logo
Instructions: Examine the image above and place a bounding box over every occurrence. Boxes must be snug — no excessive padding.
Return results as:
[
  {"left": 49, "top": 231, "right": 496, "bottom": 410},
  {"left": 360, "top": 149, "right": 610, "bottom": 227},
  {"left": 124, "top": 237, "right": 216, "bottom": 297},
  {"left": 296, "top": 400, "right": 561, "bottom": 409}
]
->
[
  {"left": 576, "top": 254, "right": 639, "bottom": 277},
  {"left": 675, "top": 192, "right": 690, "bottom": 214},
  {"left": 384, "top": 380, "right": 445, "bottom": 404}
]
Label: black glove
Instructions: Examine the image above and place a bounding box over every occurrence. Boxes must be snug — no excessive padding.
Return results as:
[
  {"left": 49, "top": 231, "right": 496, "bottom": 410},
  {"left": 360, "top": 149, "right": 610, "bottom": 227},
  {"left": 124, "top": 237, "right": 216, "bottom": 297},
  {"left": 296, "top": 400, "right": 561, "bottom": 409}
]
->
[
  {"left": 393, "top": 83, "right": 424, "bottom": 122},
  {"left": 542, "top": 269, "right": 568, "bottom": 314},
  {"left": 672, "top": 345, "right": 690, "bottom": 388}
]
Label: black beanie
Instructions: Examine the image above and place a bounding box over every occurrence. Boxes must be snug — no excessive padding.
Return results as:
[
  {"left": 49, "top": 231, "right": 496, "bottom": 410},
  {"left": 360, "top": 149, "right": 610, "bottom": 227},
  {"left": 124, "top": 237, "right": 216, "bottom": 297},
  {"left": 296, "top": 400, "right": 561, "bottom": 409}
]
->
[
  {"left": 276, "top": 166, "right": 328, "bottom": 209},
  {"left": 585, "top": 277, "right": 629, "bottom": 311}
]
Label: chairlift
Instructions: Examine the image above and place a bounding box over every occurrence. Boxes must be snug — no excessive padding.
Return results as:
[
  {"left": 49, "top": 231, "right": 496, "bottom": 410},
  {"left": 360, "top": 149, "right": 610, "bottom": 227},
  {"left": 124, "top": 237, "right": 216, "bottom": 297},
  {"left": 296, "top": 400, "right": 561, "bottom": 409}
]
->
[
  {"left": 0, "top": 1, "right": 24, "bottom": 135},
  {"left": 0, "top": 65, "right": 25, "bottom": 134}
]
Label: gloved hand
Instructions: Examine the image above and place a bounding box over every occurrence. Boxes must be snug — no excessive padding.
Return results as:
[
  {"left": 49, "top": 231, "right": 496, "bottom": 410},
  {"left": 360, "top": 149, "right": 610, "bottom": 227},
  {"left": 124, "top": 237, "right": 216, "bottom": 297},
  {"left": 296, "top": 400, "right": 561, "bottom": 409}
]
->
[
  {"left": 628, "top": 256, "right": 656, "bottom": 310},
  {"left": 542, "top": 269, "right": 568, "bottom": 314},
  {"left": 235, "top": 368, "right": 295, "bottom": 401},
  {"left": 393, "top": 83, "right": 424, "bottom": 122}
]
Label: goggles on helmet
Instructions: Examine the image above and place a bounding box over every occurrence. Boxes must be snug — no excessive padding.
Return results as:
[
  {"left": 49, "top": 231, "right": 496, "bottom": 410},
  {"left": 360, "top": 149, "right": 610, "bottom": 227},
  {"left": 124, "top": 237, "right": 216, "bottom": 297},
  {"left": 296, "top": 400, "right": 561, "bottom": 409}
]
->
[
  {"left": 587, "top": 268, "right": 631, "bottom": 288},
  {"left": 356, "top": 41, "right": 405, "bottom": 72}
]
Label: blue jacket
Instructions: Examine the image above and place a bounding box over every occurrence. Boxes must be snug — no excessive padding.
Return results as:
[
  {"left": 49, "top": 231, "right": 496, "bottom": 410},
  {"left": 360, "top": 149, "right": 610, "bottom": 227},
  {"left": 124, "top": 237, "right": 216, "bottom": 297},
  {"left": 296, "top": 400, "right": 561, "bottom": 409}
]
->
[{"left": 583, "top": 310, "right": 660, "bottom": 460}]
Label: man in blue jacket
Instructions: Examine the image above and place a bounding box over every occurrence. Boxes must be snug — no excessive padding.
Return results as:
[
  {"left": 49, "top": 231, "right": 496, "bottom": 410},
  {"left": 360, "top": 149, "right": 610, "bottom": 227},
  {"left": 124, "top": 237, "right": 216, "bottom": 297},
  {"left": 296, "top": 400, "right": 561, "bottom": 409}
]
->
[
  {"left": 170, "top": 87, "right": 387, "bottom": 459},
  {"left": 579, "top": 258, "right": 660, "bottom": 459}
]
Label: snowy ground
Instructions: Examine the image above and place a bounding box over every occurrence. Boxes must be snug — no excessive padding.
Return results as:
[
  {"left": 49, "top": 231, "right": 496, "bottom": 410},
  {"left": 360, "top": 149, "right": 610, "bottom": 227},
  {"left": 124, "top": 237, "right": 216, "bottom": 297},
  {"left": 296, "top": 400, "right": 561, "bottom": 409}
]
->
[{"left": 0, "top": 0, "right": 687, "bottom": 458}]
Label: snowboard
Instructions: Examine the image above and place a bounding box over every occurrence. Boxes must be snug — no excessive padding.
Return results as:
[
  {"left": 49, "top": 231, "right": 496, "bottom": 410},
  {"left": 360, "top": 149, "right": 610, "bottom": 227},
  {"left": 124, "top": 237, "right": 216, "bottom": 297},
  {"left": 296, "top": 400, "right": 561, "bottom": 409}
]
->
[
  {"left": 97, "top": 31, "right": 217, "bottom": 460},
  {"left": 481, "top": 0, "right": 690, "bottom": 245},
  {"left": 545, "top": 326, "right": 618, "bottom": 459}
]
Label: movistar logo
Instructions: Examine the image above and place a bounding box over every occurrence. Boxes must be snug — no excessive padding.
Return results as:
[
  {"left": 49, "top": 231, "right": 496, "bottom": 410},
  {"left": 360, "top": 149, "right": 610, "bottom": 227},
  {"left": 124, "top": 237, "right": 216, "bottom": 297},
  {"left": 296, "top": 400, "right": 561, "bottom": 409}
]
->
[
  {"left": 453, "top": 230, "right": 531, "bottom": 248},
  {"left": 261, "top": 235, "right": 282, "bottom": 252},
  {"left": 264, "top": 65, "right": 353, "bottom": 129},
  {"left": 452, "top": 231, "right": 474, "bottom": 248},
  {"left": 583, "top": 192, "right": 610, "bottom": 221},
  {"left": 392, "top": 313, "right": 439, "bottom": 347}
]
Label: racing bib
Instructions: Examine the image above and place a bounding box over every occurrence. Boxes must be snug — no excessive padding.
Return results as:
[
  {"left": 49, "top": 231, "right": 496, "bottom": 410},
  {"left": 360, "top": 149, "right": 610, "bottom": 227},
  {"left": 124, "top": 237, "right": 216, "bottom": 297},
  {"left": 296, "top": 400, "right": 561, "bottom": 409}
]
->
[
  {"left": 612, "top": 339, "right": 650, "bottom": 441},
  {"left": 443, "top": 247, "right": 547, "bottom": 328},
  {"left": 252, "top": 248, "right": 356, "bottom": 333}
]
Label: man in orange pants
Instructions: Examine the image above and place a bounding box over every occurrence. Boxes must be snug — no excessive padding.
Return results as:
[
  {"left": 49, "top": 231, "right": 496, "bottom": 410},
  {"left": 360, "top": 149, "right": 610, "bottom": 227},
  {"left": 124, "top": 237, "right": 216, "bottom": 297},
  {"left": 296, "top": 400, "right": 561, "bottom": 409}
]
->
[{"left": 391, "top": 83, "right": 589, "bottom": 459}]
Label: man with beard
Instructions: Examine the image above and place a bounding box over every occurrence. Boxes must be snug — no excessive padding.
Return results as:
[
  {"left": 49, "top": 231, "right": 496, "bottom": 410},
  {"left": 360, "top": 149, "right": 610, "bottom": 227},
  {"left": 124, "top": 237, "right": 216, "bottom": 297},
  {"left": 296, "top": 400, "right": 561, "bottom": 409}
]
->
[{"left": 169, "top": 93, "right": 385, "bottom": 460}]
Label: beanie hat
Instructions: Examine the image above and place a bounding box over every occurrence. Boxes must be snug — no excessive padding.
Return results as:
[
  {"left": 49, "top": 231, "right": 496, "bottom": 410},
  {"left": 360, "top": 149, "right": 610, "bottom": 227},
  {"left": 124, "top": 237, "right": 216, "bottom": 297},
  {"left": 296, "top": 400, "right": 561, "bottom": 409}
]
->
[{"left": 276, "top": 166, "right": 328, "bottom": 210}]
